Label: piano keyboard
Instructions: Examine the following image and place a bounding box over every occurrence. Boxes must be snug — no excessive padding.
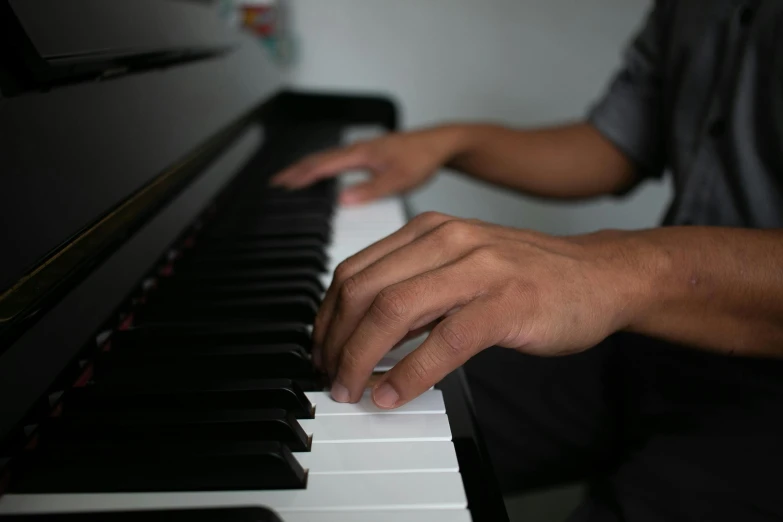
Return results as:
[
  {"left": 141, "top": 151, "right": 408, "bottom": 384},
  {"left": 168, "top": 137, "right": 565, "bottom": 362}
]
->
[{"left": 0, "top": 175, "right": 472, "bottom": 521}]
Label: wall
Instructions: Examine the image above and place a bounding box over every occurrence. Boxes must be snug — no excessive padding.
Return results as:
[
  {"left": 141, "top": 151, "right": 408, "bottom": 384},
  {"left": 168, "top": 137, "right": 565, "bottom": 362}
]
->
[{"left": 286, "top": 0, "right": 672, "bottom": 235}]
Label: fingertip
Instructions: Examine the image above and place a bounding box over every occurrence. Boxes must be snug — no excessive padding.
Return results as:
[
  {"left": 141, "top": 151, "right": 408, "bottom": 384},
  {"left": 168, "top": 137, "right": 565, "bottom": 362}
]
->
[
  {"left": 372, "top": 381, "right": 401, "bottom": 409},
  {"left": 330, "top": 381, "right": 351, "bottom": 403}
]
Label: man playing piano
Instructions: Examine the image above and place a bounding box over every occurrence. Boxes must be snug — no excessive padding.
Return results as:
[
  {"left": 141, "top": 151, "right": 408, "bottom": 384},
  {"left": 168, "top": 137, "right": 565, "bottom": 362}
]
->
[{"left": 272, "top": 2, "right": 783, "bottom": 521}]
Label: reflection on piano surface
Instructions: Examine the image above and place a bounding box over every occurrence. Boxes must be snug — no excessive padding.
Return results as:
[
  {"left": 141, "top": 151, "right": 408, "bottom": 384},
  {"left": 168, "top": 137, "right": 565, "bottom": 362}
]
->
[{"left": 0, "top": 1, "right": 508, "bottom": 521}]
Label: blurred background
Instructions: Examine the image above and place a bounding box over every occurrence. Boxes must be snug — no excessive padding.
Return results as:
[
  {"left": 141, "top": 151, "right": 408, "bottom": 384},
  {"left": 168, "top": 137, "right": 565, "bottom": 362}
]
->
[
  {"left": 220, "top": 0, "right": 670, "bottom": 238},
  {"left": 219, "top": 0, "right": 667, "bottom": 518}
]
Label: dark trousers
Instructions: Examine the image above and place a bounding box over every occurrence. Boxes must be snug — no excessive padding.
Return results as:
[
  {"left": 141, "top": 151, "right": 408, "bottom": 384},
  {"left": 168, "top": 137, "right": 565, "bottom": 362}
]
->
[{"left": 463, "top": 333, "right": 783, "bottom": 522}]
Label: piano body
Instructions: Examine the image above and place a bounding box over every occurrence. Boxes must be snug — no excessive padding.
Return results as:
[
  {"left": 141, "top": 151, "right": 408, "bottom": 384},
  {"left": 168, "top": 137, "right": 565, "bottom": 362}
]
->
[{"left": 0, "top": 1, "right": 508, "bottom": 521}]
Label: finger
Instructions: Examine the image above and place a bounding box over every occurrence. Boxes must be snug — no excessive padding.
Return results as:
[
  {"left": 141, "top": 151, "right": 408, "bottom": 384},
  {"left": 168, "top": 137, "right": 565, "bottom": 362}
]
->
[
  {"left": 372, "top": 298, "right": 510, "bottom": 409},
  {"left": 311, "top": 211, "right": 454, "bottom": 358},
  {"left": 322, "top": 220, "right": 480, "bottom": 379},
  {"left": 330, "top": 258, "right": 487, "bottom": 402},
  {"left": 269, "top": 145, "right": 368, "bottom": 188},
  {"left": 339, "top": 175, "right": 404, "bottom": 205}
]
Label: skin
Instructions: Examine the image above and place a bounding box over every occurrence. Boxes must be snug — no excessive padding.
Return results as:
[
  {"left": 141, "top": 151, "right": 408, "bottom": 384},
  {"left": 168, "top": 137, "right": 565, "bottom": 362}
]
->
[{"left": 271, "top": 123, "right": 783, "bottom": 408}]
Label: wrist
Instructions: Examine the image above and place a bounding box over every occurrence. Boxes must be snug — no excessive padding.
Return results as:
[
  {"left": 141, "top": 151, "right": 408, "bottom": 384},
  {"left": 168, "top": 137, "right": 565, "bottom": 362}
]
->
[
  {"left": 423, "top": 124, "right": 475, "bottom": 164},
  {"left": 581, "top": 229, "right": 673, "bottom": 333},
  {"left": 418, "top": 124, "right": 485, "bottom": 168}
]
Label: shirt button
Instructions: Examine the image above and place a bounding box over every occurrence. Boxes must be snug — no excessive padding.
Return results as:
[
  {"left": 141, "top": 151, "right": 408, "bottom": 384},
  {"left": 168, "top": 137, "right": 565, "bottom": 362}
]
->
[
  {"left": 739, "top": 5, "right": 754, "bottom": 26},
  {"left": 709, "top": 118, "right": 726, "bottom": 138}
]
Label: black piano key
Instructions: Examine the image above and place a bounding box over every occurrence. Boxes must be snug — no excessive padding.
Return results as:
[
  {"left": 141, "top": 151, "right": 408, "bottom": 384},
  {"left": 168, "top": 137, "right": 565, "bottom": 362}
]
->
[
  {"left": 10, "top": 441, "right": 307, "bottom": 493},
  {"left": 213, "top": 206, "right": 332, "bottom": 226},
  {"left": 205, "top": 217, "right": 331, "bottom": 242},
  {"left": 136, "top": 295, "right": 318, "bottom": 324},
  {"left": 64, "top": 378, "right": 315, "bottom": 418},
  {"left": 151, "top": 279, "right": 324, "bottom": 303},
  {"left": 96, "top": 343, "right": 317, "bottom": 381},
  {"left": 46, "top": 408, "right": 311, "bottom": 451},
  {"left": 167, "top": 266, "right": 326, "bottom": 288},
  {"left": 0, "top": 507, "right": 285, "bottom": 522},
  {"left": 253, "top": 197, "right": 334, "bottom": 214},
  {"left": 192, "top": 236, "right": 326, "bottom": 254},
  {"left": 174, "top": 248, "right": 327, "bottom": 272},
  {"left": 214, "top": 208, "right": 332, "bottom": 225},
  {"left": 111, "top": 323, "right": 313, "bottom": 352}
]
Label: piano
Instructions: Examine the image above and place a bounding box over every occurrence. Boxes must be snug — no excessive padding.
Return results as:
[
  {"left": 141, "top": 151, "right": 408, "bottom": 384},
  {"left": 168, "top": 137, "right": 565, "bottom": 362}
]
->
[{"left": 0, "top": 1, "right": 509, "bottom": 521}]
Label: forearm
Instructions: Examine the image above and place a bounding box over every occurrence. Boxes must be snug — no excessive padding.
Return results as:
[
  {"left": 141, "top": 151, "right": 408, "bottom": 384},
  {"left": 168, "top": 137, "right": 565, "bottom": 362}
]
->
[
  {"left": 615, "top": 227, "right": 783, "bottom": 357},
  {"left": 441, "top": 122, "right": 636, "bottom": 199}
]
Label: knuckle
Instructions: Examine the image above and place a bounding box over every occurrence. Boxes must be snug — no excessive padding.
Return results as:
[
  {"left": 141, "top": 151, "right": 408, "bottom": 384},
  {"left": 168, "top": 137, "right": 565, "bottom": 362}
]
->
[
  {"left": 338, "top": 274, "right": 364, "bottom": 304},
  {"left": 468, "top": 245, "right": 500, "bottom": 266},
  {"left": 433, "top": 220, "right": 477, "bottom": 245},
  {"left": 403, "top": 356, "right": 432, "bottom": 383},
  {"left": 414, "top": 211, "right": 449, "bottom": 229},
  {"left": 437, "top": 320, "right": 475, "bottom": 357},
  {"left": 371, "top": 288, "right": 410, "bottom": 324},
  {"left": 333, "top": 260, "right": 356, "bottom": 285}
]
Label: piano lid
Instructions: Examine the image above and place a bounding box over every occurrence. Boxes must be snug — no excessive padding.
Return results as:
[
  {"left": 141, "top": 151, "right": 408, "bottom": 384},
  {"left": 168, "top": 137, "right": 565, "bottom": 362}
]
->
[{"left": 3, "top": 0, "right": 240, "bottom": 85}]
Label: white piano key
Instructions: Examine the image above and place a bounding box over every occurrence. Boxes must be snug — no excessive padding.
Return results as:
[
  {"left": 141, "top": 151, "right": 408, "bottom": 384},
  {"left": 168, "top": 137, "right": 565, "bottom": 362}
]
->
[
  {"left": 0, "top": 473, "right": 467, "bottom": 514},
  {"left": 306, "top": 389, "right": 445, "bottom": 415},
  {"left": 321, "top": 197, "right": 408, "bottom": 287},
  {"left": 283, "top": 509, "right": 472, "bottom": 522},
  {"left": 299, "top": 413, "right": 452, "bottom": 443},
  {"left": 297, "top": 441, "right": 458, "bottom": 474}
]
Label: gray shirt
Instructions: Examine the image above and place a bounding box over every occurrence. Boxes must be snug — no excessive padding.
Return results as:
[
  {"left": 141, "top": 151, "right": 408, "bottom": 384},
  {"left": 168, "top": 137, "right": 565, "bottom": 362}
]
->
[
  {"left": 588, "top": 0, "right": 783, "bottom": 228},
  {"left": 581, "top": 5, "right": 783, "bottom": 519}
]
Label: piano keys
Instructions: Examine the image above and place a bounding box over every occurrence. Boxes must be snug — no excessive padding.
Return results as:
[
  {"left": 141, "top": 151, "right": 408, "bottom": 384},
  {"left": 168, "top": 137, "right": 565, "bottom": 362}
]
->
[{"left": 0, "top": 1, "right": 508, "bottom": 520}]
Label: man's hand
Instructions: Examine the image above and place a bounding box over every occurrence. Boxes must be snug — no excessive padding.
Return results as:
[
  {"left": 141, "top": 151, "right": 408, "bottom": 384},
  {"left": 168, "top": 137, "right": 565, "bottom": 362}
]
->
[
  {"left": 271, "top": 123, "right": 637, "bottom": 205},
  {"left": 270, "top": 127, "right": 463, "bottom": 205},
  {"left": 313, "top": 212, "right": 650, "bottom": 408}
]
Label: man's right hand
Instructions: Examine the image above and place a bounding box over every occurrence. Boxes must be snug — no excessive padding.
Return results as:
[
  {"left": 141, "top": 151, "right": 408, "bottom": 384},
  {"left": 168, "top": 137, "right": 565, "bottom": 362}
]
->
[{"left": 270, "top": 126, "right": 464, "bottom": 205}]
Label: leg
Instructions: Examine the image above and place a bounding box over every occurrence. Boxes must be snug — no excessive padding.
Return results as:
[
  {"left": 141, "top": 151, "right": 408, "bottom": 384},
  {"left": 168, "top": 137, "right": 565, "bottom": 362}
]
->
[
  {"left": 571, "top": 333, "right": 783, "bottom": 522},
  {"left": 463, "top": 338, "right": 623, "bottom": 495}
]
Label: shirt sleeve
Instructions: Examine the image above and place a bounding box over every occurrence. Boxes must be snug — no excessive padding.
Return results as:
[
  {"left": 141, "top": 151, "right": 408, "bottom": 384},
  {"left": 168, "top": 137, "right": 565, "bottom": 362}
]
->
[{"left": 587, "top": 1, "right": 671, "bottom": 189}]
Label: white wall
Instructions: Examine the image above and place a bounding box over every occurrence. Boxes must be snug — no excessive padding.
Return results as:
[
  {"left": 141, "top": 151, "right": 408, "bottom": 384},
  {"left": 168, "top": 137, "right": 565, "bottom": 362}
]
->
[{"left": 286, "top": 0, "right": 672, "bottom": 235}]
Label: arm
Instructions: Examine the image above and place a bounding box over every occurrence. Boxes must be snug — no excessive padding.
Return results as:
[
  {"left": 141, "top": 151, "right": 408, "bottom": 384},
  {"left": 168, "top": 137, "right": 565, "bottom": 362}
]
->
[
  {"left": 444, "top": 122, "right": 637, "bottom": 199},
  {"left": 271, "top": 122, "right": 635, "bottom": 204},
  {"left": 622, "top": 226, "right": 783, "bottom": 356}
]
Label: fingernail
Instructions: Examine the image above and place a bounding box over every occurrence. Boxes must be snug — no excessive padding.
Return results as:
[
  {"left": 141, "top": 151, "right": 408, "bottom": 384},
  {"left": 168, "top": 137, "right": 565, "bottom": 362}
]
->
[
  {"left": 373, "top": 382, "right": 399, "bottom": 409},
  {"left": 330, "top": 382, "right": 350, "bottom": 403}
]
